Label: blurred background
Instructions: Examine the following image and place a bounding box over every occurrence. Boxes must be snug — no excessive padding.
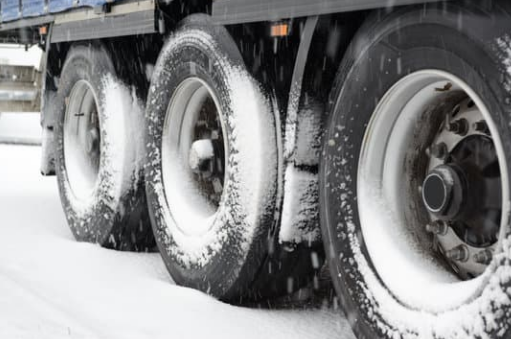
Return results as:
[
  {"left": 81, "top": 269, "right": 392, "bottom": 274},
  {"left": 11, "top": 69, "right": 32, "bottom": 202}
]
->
[{"left": 0, "top": 44, "right": 42, "bottom": 145}]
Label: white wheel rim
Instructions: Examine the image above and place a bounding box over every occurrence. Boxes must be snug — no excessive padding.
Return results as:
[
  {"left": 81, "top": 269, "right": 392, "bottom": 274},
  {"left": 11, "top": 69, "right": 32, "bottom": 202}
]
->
[
  {"left": 162, "top": 77, "right": 228, "bottom": 237},
  {"left": 64, "top": 80, "right": 101, "bottom": 203},
  {"left": 357, "top": 70, "right": 510, "bottom": 312}
]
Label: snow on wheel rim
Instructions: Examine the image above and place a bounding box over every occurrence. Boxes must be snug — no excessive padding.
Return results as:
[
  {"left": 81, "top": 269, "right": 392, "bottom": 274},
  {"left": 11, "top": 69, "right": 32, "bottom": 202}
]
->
[
  {"left": 63, "top": 79, "right": 101, "bottom": 203},
  {"left": 357, "top": 70, "right": 510, "bottom": 312},
  {"left": 162, "top": 77, "right": 228, "bottom": 237}
]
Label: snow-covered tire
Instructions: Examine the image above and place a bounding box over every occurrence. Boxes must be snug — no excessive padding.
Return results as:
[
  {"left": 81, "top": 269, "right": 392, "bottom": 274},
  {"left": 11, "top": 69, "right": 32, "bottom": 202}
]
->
[
  {"left": 54, "top": 43, "right": 154, "bottom": 251},
  {"left": 321, "top": 3, "right": 511, "bottom": 339},
  {"left": 144, "top": 15, "right": 312, "bottom": 300}
]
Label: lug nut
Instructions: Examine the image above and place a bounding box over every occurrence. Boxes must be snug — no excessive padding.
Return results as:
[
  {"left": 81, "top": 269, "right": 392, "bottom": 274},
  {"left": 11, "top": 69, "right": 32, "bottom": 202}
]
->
[
  {"left": 448, "top": 119, "right": 469, "bottom": 136},
  {"left": 474, "top": 249, "right": 493, "bottom": 265},
  {"left": 473, "top": 120, "right": 490, "bottom": 135},
  {"left": 430, "top": 142, "right": 448, "bottom": 160},
  {"left": 445, "top": 245, "right": 469, "bottom": 262},
  {"left": 425, "top": 221, "right": 448, "bottom": 235}
]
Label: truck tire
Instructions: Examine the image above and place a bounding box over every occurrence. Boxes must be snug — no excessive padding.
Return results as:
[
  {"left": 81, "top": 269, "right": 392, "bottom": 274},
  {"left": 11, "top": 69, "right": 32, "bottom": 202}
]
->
[
  {"left": 54, "top": 43, "right": 154, "bottom": 251},
  {"left": 145, "top": 15, "right": 317, "bottom": 300},
  {"left": 321, "top": 3, "right": 511, "bottom": 339}
]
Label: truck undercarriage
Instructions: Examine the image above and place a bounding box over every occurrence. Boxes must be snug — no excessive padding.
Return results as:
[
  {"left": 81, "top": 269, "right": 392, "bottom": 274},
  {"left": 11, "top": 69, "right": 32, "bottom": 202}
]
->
[{"left": 2, "top": 0, "right": 511, "bottom": 338}]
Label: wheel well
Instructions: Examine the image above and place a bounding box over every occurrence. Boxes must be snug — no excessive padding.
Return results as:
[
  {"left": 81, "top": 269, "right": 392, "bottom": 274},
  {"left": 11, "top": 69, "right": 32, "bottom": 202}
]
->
[
  {"left": 302, "top": 13, "right": 366, "bottom": 111},
  {"left": 158, "top": 0, "right": 212, "bottom": 31},
  {"left": 221, "top": 12, "right": 366, "bottom": 125},
  {"left": 103, "top": 35, "right": 163, "bottom": 99},
  {"left": 43, "top": 34, "right": 162, "bottom": 112}
]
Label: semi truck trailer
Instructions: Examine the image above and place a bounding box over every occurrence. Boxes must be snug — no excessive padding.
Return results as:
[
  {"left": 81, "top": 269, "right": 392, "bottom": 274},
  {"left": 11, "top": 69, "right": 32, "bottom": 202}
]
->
[{"left": 2, "top": 0, "right": 511, "bottom": 337}]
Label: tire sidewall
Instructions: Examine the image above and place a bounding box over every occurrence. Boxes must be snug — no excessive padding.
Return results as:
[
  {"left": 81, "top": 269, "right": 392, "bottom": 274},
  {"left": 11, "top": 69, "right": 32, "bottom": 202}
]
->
[{"left": 321, "top": 5, "right": 511, "bottom": 339}]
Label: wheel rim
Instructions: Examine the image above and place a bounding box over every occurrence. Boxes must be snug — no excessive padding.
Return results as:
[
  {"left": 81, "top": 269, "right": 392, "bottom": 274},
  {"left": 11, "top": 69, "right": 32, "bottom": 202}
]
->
[
  {"left": 64, "top": 80, "right": 101, "bottom": 202},
  {"left": 162, "top": 78, "right": 227, "bottom": 237},
  {"left": 357, "top": 70, "right": 509, "bottom": 312}
]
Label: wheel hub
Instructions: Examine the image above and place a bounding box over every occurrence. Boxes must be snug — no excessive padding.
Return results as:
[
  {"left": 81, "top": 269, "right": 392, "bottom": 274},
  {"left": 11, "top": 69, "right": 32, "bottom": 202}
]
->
[
  {"left": 189, "top": 139, "right": 214, "bottom": 171},
  {"left": 161, "top": 78, "right": 227, "bottom": 236},
  {"left": 422, "top": 165, "right": 464, "bottom": 218},
  {"left": 187, "top": 96, "right": 225, "bottom": 206},
  {"left": 423, "top": 98, "right": 502, "bottom": 278},
  {"left": 63, "top": 80, "right": 101, "bottom": 201},
  {"left": 357, "top": 70, "right": 509, "bottom": 311}
]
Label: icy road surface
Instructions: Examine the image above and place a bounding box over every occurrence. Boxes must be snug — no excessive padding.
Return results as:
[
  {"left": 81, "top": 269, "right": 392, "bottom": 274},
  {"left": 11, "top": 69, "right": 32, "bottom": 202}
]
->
[{"left": 0, "top": 144, "right": 355, "bottom": 339}]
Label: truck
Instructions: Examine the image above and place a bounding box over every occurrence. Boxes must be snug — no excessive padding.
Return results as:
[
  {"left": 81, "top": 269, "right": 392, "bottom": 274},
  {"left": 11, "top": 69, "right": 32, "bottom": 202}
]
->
[{"left": 2, "top": 0, "right": 511, "bottom": 337}]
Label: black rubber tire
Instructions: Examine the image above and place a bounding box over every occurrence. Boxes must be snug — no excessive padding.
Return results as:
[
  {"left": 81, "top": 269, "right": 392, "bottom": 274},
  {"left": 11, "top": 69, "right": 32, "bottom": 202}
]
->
[
  {"left": 54, "top": 43, "right": 154, "bottom": 251},
  {"left": 145, "top": 14, "right": 319, "bottom": 300},
  {"left": 321, "top": 3, "right": 511, "bottom": 339}
]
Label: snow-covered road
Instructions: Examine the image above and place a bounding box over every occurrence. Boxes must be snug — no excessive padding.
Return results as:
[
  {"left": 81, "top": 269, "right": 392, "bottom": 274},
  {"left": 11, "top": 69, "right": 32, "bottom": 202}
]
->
[{"left": 0, "top": 144, "right": 355, "bottom": 339}]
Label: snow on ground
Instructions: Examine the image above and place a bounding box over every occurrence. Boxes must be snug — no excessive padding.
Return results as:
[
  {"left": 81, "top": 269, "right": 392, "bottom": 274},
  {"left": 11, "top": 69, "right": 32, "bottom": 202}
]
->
[
  {"left": 0, "top": 113, "right": 41, "bottom": 145},
  {"left": 0, "top": 144, "right": 354, "bottom": 339}
]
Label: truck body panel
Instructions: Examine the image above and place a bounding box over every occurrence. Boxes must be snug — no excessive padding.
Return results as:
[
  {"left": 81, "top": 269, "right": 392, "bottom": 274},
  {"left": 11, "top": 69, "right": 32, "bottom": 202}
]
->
[
  {"left": 0, "top": 0, "right": 449, "bottom": 27},
  {"left": 211, "top": 0, "right": 448, "bottom": 24}
]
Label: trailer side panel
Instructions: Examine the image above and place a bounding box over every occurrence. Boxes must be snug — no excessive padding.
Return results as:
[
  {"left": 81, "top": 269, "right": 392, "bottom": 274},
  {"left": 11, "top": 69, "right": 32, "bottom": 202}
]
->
[{"left": 212, "top": 0, "right": 448, "bottom": 24}]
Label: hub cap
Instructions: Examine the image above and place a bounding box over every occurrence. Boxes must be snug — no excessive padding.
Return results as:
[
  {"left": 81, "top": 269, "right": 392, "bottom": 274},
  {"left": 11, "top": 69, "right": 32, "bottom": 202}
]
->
[
  {"left": 63, "top": 80, "right": 101, "bottom": 201},
  {"left": 422, "top": 165, "right": 462, "bottom": 216}
]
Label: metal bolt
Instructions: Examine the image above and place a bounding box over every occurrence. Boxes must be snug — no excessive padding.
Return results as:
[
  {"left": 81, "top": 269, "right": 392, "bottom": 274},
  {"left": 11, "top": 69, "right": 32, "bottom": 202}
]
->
[
  {"left": 473, "top": 120, "right": 490, "bottom": 135},
  {"left": 448, "top": 119, "right": 469, "bottom": 136},
  {"left": 445, "top": 245, "right": 469, "bottom": 262},
  {"left": 430, "top": 142, "right": 448, "bottom": 160},
  {"left": 473, "top": 249, "right": 493, "bottom": 265},
  {"left": 425, "top": 220, "right": 448, "bottom": 235}
]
